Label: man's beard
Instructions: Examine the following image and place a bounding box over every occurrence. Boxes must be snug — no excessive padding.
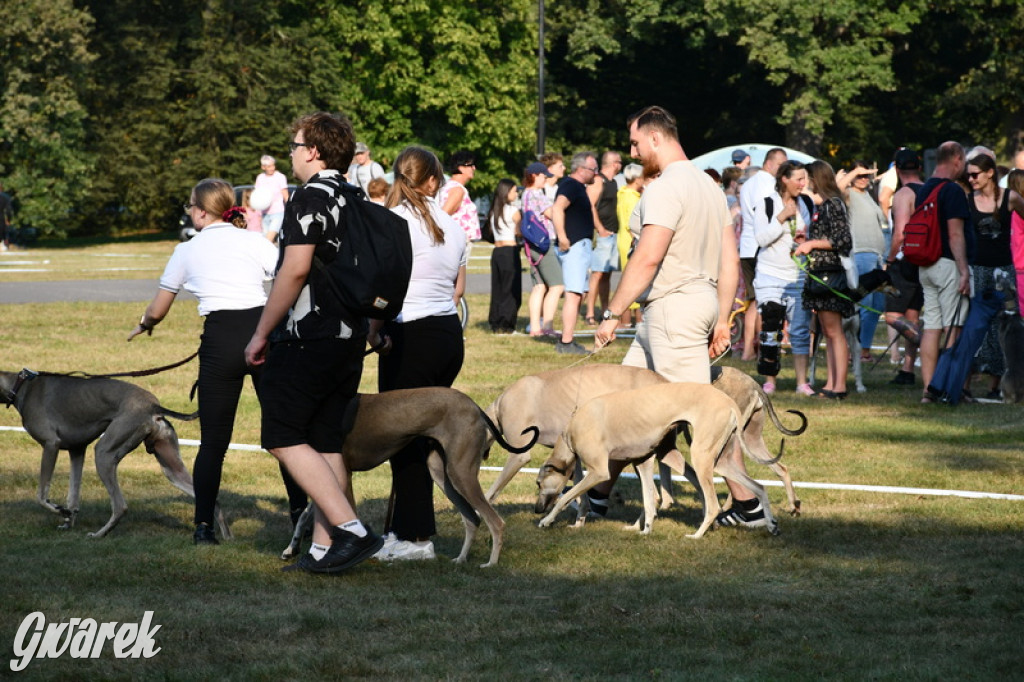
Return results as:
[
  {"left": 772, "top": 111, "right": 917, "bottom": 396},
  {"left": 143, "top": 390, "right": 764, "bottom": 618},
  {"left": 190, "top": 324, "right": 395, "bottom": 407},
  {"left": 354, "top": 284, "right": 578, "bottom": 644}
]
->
[{"left": 642, "top": 158, "right": 661, "bottom": 178}]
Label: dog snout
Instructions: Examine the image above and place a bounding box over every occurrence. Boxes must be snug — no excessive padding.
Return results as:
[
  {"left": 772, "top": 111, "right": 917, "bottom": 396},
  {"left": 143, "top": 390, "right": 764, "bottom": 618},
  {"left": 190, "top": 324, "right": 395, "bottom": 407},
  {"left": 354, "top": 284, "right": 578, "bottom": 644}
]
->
[{"left": 534, "top": 491, "right": 557, "bottom": 514}]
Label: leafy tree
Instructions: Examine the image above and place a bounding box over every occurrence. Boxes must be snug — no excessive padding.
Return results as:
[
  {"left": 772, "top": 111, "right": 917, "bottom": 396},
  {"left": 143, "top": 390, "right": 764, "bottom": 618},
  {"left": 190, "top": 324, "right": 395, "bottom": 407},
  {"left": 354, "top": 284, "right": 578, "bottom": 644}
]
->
[{"left": 0, "top": 0, "right": 96, "bottom": 237}]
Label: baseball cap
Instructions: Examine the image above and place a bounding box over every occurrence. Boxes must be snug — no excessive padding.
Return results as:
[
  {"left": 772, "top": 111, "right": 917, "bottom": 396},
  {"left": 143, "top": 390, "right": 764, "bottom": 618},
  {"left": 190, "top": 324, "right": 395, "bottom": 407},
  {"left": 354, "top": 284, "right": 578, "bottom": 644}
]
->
[
  {"left": 893, "top": 148, "right": 921, "bottom": 170},
  {"left": 526, "top": 161, "right": 554, "bottom": 177},
  {"left": 354, "top": 142, "right": 369, "bottom": 153},
  {"left": 731, "top": 149, "right": 750, "bottom": 164}
]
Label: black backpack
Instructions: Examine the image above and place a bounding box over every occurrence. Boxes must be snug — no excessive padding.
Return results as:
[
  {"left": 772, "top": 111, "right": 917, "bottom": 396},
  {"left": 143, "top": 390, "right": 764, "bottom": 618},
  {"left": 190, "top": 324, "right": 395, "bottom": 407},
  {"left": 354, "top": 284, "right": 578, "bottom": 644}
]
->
[{"left": 314, "top": 183, "right": 413, "bottom": 320}]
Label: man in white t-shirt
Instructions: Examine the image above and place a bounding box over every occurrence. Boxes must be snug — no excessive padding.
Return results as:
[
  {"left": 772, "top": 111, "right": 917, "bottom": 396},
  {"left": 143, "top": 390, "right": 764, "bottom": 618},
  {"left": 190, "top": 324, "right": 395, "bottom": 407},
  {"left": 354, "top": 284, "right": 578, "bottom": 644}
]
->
[
  {"left": 254, "top": 155, "right": 289, "bottom": 243},
  {"left": 737, "top": 147, "right": 787, "bottom": 360},
  {"left": 346, "top": 142, "right": 385, "bottom": 194}
]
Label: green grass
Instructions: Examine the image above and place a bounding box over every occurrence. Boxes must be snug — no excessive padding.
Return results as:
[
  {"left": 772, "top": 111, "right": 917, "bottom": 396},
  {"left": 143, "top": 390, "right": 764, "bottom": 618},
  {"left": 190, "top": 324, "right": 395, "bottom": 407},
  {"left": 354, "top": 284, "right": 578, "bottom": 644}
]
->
[{"left": 2, "top": 290, "right": 1023, "bottom": 680}]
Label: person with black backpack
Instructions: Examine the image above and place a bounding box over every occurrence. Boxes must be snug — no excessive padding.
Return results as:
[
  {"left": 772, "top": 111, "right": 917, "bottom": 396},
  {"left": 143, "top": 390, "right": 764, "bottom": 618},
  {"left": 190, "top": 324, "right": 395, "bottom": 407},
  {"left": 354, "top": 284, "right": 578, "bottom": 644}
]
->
[{"left": 245, "top": 112, "right": 384, "bottom": 574}]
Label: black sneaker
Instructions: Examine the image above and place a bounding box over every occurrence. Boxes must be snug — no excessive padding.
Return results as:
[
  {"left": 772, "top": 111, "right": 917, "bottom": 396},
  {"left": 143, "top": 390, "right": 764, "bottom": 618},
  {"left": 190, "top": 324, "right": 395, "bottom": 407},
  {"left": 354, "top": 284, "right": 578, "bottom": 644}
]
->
[
  {"left": 284, "top": 525, "right": 384, "bottom": 574},
  {"left": 715, "top": 504, "right": 768, "bottom": 529},
  {"left": 890, "top": 370, "right": 915, "bottom": 386},
  {"left": 193, "top": 522, "right": 218, "bottom": 545}
]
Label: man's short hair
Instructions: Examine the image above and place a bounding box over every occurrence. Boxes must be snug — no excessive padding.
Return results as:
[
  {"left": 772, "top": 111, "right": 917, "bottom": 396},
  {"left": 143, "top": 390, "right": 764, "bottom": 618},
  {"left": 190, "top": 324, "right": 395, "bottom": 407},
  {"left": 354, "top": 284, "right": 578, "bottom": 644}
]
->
[
  {"left": 721, "top": 165, "right": 743, "bottom": 190},
  {"left": 626, "top": 105, "right": 679, "bottom": 141},
  {"left": 936, "top": 141, "right": 965, "bottom": 166},
  {"left": 260, "top": 155, "right": 275, "bottom": 166},
  {"left": 292, "top": 112, "right": 356, "bottom": 171},
  {"left": 764, "top": 147, "right": 788, "bottom": 166},
  {"left": 601, "top": 151, "right": 621, "bottom": 167},
  {"left": 570, "top": 151, "right": 596, "bottom": 173},
  {"left": 539, "top": 152, "right": 563, "bottom": 168},
  {"left": 623, "top": 163, "right": 643, "bottom": 183}
]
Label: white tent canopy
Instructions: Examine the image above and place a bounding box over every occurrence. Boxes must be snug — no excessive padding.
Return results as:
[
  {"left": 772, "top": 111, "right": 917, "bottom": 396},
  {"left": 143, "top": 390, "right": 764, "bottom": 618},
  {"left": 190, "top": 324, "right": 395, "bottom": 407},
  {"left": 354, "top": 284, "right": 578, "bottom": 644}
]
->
[{"left": 689, "top": 144, "right": 817, "bottom": 174}]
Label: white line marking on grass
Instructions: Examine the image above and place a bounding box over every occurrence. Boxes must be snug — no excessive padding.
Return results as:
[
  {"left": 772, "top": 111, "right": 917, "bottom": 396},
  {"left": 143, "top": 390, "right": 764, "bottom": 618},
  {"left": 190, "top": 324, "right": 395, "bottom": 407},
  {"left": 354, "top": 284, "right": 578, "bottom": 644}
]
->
[{"left": 2, "top": 426, "right": 1020, "bottom": 501}]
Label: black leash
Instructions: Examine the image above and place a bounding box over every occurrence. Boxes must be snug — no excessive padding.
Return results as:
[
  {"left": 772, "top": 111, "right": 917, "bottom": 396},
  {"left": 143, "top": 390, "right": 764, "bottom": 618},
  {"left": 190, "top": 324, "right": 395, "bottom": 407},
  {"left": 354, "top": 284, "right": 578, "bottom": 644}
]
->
[{"left": 39, "top": 350, "right": 200, "bottom": 379}]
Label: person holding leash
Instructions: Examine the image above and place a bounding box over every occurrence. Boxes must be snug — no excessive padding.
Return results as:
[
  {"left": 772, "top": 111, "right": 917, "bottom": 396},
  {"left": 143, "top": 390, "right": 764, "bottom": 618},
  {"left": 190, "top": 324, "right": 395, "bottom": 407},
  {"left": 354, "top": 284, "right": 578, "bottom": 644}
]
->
[{"left": 129, "top": 177, "right": 281, "bottom": 545}]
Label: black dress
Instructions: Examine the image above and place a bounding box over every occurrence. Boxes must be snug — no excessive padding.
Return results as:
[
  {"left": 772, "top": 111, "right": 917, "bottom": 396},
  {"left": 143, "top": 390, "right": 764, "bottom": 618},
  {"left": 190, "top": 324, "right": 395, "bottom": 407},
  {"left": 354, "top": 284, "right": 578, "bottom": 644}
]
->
[{"left": 802, "top": 196, "right": 855, "bottom": 318}]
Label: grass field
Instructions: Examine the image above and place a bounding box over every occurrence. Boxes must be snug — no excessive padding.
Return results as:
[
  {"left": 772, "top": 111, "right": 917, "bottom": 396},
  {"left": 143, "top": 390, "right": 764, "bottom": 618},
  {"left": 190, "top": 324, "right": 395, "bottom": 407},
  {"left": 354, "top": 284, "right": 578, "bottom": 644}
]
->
[{"left": 1, "top": 272, "right": 1023, "bottom": 679}]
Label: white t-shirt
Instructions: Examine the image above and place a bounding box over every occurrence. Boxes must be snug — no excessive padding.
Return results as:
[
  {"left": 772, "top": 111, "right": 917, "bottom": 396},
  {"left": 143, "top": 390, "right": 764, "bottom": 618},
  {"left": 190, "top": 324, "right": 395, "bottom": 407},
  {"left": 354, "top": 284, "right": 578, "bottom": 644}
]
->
[
  {"left": 491, "top": 204, "right": 519, "bottom": 242},
  {"left": 159, "top": 223, "right": 278, "bottom": 316},
  {"left": 738, "top": 169, "right": 776, "bottom": 258},
  {"left": 346, "top": 161, "right": 384, "bottom": 194},
  {"left": 752, "top": 191, "right": 808, "bottom": 284},
  {"left": 390, "top": 199, "right": 468, "bottom": 323}
]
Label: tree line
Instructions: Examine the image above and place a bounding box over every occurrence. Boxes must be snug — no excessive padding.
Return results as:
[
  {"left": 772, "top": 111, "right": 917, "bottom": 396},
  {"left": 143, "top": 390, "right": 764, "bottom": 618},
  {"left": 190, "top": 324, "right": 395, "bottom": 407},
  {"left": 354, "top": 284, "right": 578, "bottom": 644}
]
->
[{"left": 1, "top": 0, "right": 1021, "bottom": 237}]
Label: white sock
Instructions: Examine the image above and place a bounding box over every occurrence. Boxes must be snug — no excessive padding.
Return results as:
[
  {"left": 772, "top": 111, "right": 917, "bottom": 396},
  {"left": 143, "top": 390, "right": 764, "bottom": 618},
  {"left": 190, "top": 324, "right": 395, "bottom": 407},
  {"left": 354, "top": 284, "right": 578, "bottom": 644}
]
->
[
  {"left": 338, "top": 519, "right": 367, "bottom": 537},
  {"left": 309, "top": 543, "right": 329, "bottom": 561}
]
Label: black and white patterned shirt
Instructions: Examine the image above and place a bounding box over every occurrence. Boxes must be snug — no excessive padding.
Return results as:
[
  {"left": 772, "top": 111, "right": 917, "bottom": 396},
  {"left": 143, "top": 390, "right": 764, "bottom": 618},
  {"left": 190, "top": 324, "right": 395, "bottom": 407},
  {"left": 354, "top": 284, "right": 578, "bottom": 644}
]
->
[{"left": 271, "top": 169, "right": 367, "bottom": 342}]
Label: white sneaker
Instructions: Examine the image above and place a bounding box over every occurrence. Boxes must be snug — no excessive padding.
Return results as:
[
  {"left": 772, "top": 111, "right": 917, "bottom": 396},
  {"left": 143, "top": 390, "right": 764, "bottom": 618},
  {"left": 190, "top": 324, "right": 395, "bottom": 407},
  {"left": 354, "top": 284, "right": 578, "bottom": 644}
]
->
[
  {"left": 373, "top": 532, "right": 397, "bottom": 560},
  {"left": 377, "top": 539, "right": 435, "bottom": 562}
]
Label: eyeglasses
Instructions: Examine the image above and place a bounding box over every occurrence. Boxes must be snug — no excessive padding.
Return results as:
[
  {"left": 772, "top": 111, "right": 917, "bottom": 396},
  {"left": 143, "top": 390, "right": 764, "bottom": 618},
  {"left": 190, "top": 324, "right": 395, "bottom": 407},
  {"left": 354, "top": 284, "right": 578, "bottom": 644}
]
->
[
  {"left": 183, "top": 202, "right": 196, "bottom": 212},
  {"left": 288, "top": 141, "right": 309, "bottom": 152},
  {"left": 582, "top": 166, "right": 599, "bottom": 173},
  {"left": 968, "top": 171, "right": 984, "bottom": 179}
]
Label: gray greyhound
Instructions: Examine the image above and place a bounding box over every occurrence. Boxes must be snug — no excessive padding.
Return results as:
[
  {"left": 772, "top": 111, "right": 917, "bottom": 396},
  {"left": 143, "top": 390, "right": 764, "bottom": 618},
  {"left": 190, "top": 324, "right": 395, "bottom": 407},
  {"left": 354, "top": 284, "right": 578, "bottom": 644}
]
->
[
  {"left": 282, "top": 387, "right": 540, "bottom": 568},
  {"left": 1, "top": 369, "right": 230, "bottom": 539}
]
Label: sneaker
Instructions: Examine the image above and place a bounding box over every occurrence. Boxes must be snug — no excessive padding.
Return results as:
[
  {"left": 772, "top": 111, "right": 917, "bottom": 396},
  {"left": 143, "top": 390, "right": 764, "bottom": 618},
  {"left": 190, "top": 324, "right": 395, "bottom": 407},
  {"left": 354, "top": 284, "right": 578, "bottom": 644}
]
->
[
  {"left": 193, "top": 522, "right": 218, "bottom": 545},
  {"left": 285, "top": 525, "right": 384, "bottom": 574},
  {"left": 795, "top": 383, "right": 817, "bottom": 397},
  {"left": 715, "top": 503, "right": 768, "bottom": 529},
  {"left": 375, "top": 539, "right": 436, "bottom": 562},
  {"left": 762, "top": 381, "right": 776, "bottom": 395},
  {"left": 373, "top": 532, "right": 397, "bottom": 559},
  {"left": 556, "top": 339, "right": 589, "bottom": 355},
  {"left": 890, "top": 370, "right": 915, "bottom": 386}
]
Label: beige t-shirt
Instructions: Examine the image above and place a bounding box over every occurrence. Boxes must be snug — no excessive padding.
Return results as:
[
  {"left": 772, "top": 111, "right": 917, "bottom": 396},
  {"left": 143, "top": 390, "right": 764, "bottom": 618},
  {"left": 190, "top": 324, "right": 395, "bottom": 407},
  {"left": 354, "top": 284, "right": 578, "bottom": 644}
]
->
[{"left": 630, "top": 160, "right": 730, "bottom": 301}]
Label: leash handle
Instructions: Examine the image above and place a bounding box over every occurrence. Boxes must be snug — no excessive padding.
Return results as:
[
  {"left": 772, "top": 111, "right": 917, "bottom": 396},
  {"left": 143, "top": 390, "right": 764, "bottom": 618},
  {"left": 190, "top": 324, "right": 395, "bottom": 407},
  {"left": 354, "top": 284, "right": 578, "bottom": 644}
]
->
[{"left": 793, "top": 255, "right": 884, "bottom": 315}]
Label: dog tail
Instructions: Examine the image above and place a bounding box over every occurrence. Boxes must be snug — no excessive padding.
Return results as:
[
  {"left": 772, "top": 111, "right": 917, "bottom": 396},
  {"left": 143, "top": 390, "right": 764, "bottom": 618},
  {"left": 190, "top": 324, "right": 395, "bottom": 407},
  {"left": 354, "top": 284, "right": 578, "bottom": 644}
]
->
[
  {"left": 735, "top": 410, "right": 783, "bottom": 466},
  {"left": 478, "top": 408, "right": 540, "bottom": 455},
  {"left": 158, "top": 406, "right": 200, "bottom": 421},
  {"left": 758, "top": 387, "right": 807, "bottom": 436}
]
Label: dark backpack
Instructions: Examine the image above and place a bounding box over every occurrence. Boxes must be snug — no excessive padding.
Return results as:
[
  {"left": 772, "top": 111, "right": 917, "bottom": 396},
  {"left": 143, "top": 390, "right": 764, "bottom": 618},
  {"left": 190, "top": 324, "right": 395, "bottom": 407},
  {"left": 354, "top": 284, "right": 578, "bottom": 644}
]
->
[
  {"left": 314, "top": 183, "right": 413, "bottom": 320},
  {"left": 901, "top": 180, "right": 948, "bottom": 267}
]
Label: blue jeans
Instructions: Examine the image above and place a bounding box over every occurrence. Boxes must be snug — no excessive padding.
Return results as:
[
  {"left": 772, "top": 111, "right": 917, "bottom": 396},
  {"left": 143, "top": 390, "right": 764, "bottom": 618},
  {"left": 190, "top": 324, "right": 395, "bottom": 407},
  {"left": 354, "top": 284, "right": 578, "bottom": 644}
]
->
[{"left": 855, "top": 252, "right": 884, "bottom": 350}]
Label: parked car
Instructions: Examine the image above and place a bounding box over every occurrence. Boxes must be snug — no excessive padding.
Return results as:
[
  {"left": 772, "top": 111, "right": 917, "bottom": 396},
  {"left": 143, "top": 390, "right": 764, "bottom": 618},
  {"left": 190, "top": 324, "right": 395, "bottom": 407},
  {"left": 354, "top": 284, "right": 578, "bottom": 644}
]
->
[{"left": 179, "top": 184, "right": 297, "bottom": 241}]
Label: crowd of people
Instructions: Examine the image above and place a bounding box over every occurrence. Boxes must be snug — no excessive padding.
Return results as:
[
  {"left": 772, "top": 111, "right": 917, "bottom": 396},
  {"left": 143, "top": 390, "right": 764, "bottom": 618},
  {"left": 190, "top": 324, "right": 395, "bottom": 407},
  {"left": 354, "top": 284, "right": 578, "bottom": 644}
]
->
[{"left": 110, "top": 103, "right": 1024, "bottom": 571}]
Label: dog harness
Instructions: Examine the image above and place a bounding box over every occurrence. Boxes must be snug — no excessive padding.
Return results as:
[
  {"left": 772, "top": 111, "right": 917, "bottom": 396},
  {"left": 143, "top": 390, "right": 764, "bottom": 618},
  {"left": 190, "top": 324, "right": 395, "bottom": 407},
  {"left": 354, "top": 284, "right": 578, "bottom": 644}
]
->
[{"left": 4, "top": 368, "right": 39, "bottom": 408}]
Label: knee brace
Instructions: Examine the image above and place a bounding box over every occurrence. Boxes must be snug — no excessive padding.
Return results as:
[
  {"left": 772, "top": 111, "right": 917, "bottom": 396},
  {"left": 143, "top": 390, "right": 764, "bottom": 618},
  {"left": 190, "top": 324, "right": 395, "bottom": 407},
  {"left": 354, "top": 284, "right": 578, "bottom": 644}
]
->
[{"left": 757, "top": 301, "right": 786, "bottom": 376}]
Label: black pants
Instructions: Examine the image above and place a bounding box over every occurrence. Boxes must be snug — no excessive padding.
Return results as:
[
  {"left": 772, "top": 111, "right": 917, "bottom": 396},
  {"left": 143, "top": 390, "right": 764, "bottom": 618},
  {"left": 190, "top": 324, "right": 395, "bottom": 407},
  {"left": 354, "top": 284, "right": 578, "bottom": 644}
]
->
[
  {"left": 488, "top": 245, "right": 522, "bottom": 332},
  {"left": 378, "top": 314, "right": 464, "bottom": 540},
  {"left": 192, "top": 308, "right": 296, "bottom": 525}
]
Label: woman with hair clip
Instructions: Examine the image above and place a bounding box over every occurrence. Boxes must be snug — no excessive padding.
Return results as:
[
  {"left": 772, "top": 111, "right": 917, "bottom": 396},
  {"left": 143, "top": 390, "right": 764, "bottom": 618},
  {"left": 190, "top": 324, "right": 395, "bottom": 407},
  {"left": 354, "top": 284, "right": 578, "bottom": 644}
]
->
[
  {"left": 371, "top": 146, "right": 468, "bottom": 562},
  {"left": 795, "top": 161, "right": 854, "bottom": 399},
  {"left": 752, "top": 160, "right": 816, "bottom": 396},
  {"left": 486, "top": 178, "right": 523, "bottom": 333},
  {"left": 128, "top": 178, "right": 286, "bottom": 544}
]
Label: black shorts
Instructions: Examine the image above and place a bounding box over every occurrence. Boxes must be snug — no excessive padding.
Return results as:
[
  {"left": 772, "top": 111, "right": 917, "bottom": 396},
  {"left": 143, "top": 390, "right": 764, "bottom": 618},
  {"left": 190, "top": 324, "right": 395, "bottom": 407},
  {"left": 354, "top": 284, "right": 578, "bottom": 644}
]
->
[
  {"left": 885, "top": 260, "right": 923, "bottom": 314},
  {"left": 740, "top": 257, "right": 757, "bottom": 301},
  {"left": 258, "top": 336, "right": 365, "bottom": 452}
]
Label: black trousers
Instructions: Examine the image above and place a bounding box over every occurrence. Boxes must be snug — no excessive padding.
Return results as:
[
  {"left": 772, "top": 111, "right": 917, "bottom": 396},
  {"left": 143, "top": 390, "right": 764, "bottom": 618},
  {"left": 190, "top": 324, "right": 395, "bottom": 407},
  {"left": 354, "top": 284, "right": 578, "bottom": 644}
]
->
[
  {"left": 488, "top": 245, "right": 522, "bottom": 331},
  {"left": 191, "top": 308, "right": 310, "bottom": 525},
  {"left": 378, "top": 314, "right": 464, "bottom": 539}
]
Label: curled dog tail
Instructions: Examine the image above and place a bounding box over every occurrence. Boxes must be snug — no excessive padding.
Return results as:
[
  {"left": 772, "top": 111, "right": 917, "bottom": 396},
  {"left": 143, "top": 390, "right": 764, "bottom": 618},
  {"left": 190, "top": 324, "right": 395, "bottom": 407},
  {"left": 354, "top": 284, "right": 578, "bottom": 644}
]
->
[
  {"left": 158, "top": 406, "right": 200, "bottom": 422},
  {"left": 757, "top": 386, "right": 807, "bottom": 436},
  {"left": 478, "top": 408, "right": 540, "bottom": 455}
]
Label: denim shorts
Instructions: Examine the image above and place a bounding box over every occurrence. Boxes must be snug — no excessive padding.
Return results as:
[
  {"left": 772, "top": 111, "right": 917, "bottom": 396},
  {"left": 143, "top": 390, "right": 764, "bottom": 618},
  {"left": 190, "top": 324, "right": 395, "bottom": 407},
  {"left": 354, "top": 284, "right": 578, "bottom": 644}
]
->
[
  {"left": 557, "top": 239, "right": 592, "bottom": 294},
  {"left": 589, "top": 234, "right": 619, "bottom": 272}
]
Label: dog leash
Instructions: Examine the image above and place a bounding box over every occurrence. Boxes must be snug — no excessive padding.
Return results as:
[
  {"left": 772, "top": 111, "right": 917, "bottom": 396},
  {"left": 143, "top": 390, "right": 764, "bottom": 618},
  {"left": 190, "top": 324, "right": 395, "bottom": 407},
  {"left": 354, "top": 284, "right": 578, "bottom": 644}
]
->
[
  {"left": 793, "top": 255, "right": 884, "bottom": 315},
  {"left": 4, "top": 368, "right": 39, "bottom": 407},
  {"left": 37, "top": 351, "right": 200, "bottom": 380}
]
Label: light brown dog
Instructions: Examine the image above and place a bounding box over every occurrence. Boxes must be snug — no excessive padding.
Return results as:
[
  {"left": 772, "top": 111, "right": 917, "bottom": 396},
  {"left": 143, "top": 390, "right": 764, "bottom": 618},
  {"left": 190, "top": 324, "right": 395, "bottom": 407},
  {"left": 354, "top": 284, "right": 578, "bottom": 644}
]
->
[
  {"left": 534, "top": 382, "right": 781, "bottom": 538},
  {"left": 283, "top": 387, "right": 538, "bottom": 568},
  {"left": 485, "top": 364, "right": 805, "bottom": 514}
]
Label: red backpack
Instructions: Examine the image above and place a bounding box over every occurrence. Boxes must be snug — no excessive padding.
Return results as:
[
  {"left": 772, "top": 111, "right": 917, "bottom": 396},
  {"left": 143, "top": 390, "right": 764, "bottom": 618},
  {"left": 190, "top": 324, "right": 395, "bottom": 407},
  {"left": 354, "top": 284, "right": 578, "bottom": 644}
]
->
[{"left": 901, "top": 180, "right": 948, "bottom": 267}]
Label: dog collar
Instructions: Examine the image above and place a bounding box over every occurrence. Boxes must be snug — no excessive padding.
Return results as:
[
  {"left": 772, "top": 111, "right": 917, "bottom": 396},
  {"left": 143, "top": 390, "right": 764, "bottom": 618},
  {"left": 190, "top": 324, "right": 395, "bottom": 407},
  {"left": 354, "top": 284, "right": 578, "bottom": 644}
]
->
[{"left": 5, "top": 368, "right": 39, "bottom": 408}]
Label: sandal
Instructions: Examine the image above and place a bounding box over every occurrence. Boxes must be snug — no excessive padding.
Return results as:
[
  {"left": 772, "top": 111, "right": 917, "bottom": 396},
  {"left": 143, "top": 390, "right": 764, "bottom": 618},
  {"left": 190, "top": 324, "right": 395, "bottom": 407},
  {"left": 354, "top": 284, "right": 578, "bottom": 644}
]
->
[{"left": 585, "top": 315, "right": 597, "bottom": 326}]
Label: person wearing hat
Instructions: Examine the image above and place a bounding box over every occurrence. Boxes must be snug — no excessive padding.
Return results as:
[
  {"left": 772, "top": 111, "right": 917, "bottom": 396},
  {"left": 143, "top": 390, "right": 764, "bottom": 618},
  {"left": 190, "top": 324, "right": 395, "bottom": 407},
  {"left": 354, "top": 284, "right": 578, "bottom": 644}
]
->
[
  {"left": 346, "top": 141, "right": 385, "bottom": 195},
  {"left": 731, "top": 149, "right": 751, "bottom": 170},
  {"left": 522, "top": 160, "right": 565, "bottom": 337},
  {"left": 884, "top": 147, "right": 927, "bottom": 387}
]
